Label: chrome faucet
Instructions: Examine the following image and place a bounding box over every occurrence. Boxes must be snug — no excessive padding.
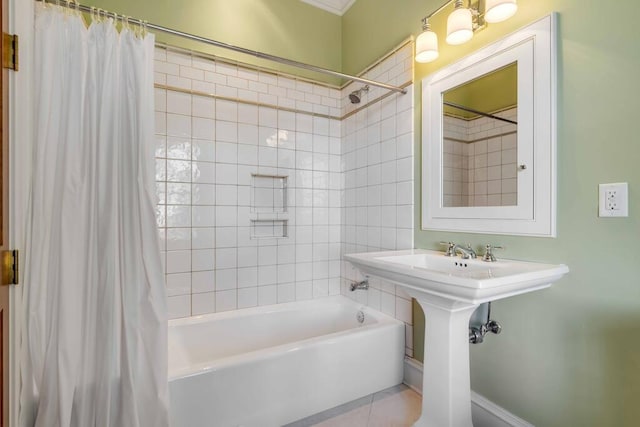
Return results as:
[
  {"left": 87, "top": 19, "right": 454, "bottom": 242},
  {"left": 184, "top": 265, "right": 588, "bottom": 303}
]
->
[
  {"left": 453, "top": 244, "right": 477, "bottom": 259},
  {"left": 350, "top": 279, "right": 369, "bottom": 291}
]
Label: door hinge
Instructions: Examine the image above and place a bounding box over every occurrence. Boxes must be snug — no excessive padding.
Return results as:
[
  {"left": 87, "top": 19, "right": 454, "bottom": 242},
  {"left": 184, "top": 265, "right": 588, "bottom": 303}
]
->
[
  {"left": 2, "top": 33, "right": 18, "bottom": 71},
  {"left": 1, "top": 250, "right": 18, "bottom": 286}
]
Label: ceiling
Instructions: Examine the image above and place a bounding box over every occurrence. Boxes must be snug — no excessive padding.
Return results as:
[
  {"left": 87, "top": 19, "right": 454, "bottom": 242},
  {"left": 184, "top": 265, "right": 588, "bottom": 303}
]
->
[{"left": 300, "top": 0, "right": 357, "bottom": 16}]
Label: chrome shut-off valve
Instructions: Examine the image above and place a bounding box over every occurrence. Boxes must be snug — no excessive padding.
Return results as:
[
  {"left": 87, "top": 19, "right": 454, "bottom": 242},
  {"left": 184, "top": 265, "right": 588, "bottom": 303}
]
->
[
  {"left": 469, "top": 302, "right": 502, "bottom": 344},
  {"left": 469, "top": 319, "right": 502, "bottom": 344}
]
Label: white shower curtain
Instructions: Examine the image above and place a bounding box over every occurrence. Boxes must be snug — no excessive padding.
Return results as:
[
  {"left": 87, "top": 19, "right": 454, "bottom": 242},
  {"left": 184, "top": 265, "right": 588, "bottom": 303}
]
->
[{"left": 20, "top": 4, "right": 169, "bottom": 427}]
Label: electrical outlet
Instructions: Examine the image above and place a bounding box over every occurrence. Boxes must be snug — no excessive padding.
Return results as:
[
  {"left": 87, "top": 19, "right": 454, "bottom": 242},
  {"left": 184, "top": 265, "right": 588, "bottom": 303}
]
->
[{"left": 599, "top": 182, "right": 629, "bottom": 217}]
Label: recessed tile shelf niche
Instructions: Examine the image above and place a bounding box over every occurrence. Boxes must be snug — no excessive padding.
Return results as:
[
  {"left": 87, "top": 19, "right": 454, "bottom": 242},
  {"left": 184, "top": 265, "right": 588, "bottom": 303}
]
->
[{"left": 250, "top": 174, "right": 289, "bottom": 239}]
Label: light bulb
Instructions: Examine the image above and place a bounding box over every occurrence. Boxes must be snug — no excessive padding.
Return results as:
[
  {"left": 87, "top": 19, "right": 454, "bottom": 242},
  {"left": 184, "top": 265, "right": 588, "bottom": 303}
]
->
[
  {"left": 415, "top": 28, "right": 439, "bottom": 63},
  {"left": 485, "top": 0, "right": 518, "bottom": 23},
  {"left": 446, "top": 6, "right": 473, "bottom": 45}
]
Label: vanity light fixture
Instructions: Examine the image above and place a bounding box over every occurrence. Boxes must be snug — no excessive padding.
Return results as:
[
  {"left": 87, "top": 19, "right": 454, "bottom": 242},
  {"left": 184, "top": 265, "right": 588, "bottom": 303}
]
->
[
  {"left": 415, "top": 0, "right": 518, "bottom": 63},
  {"left": 415, "top": 18, "right": 439, "bottom": 63},
  {"left": 485, "top": 0, "right": 518, "bottom": 23},
  {"left": 446, "top": 0, "right": 474, "bottom": 45}
]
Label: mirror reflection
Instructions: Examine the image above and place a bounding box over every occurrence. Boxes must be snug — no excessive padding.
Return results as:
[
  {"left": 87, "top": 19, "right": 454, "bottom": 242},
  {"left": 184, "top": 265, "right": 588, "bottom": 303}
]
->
[{"left": 442, "top": 62, "right": 518, "bottom": 207}]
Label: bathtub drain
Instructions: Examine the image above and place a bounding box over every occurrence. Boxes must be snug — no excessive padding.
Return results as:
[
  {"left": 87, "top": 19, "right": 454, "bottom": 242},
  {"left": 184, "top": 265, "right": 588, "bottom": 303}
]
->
[{"left": 357, "top": 310, "right": 365, "bottom": 324}]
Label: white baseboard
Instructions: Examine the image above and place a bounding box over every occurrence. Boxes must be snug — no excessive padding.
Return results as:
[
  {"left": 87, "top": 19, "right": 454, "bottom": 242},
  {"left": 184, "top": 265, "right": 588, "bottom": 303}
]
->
[{"left": 403, "top": 358, "right": 534, "bottom": 427}]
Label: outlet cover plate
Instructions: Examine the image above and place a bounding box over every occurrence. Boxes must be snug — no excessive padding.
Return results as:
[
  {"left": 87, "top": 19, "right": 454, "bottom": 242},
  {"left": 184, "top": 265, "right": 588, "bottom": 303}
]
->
[{"left": 599, "top": 182, "right": 629, "bottom": 217}]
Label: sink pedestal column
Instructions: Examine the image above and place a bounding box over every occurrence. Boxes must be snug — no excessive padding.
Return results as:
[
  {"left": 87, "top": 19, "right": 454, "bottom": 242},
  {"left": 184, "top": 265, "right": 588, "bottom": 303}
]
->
[{"left": 411, "top": 294, "right": 479, "bottom": 427}]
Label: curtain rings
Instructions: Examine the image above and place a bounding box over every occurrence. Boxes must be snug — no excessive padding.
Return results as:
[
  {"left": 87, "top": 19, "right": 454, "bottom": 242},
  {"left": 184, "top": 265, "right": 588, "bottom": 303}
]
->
[
  {"left": 134, "top": 18, "right": 142, "bottom": 38},
  {"left": 136, "top": 19, "right": 148, "bottom": 38},
  {"left": 67, "top": 0, "right": 79, "bottom": 15}
]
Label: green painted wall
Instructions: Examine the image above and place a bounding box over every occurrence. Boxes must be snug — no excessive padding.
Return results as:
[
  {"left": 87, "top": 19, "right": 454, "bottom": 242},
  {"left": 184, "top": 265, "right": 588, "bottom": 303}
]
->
[
  {"left": 345, "top": 1, "right": 640, "bottom": 425},
  {"left": 83, "top": 0, "right": 342, "bottom": 84}
]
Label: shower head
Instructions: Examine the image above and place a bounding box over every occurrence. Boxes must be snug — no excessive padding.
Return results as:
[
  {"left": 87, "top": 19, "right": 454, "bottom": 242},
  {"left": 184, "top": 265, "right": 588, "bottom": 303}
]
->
[{"left": 348, "top": 85, "right": 369, "bottom": 104}]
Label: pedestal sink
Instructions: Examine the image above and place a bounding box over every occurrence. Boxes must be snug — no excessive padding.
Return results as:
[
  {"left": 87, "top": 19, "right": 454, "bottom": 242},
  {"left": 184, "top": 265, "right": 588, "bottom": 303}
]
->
[{"left": 344, "top": 249, "right": 569, "bottom": 427}]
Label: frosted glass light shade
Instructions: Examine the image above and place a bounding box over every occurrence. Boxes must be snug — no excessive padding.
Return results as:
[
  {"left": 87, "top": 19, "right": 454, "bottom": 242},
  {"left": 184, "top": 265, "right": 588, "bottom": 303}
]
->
[
  {"left": 446, "top": 7, "right": 473, "bottom": 45},
  {"left": 415, "top": 30, "right": 439, "bottom": 63},
  {"left": 485, "top": 0, "right": 518, "bottom": 23}
]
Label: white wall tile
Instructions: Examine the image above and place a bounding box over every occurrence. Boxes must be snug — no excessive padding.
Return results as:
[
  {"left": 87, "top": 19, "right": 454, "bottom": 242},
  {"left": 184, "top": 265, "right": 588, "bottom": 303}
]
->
[
  {"left": 192, "top": 292, "right": 216, "bottom": 315},
  {"left": 277, "top": 283, "right": 296, "bottom": 303},
  {"left": 193, "top": 161, "right": 216, "bottom": 184},
  {"left": 215, "top": 164, "right": 237, "bottom": 185},
  {"left": 238, "top": 287, "right": 258, "bottom": 308},
  {"left": 192, "top": 270, "right": 215, "bottom": 293},
  {"left": 167, "top": 250, "right": 191, "bottom": 274},
  {"left": 216, "top": 248, "right": 237, "bottom": 269},
  {"left": 193, "top": 249, "right": 215, "bottom": 271},
  {"left": 258, "top": 285, "right": 277, "bottom": 306},
  {"left": 158, "top": 47, "right": 413, "bottom": 326},
  {"left": 292, "top": 282, "right": 310, "bottom": 301},
  {"left": 166, "top": 273, "right": 191, "bottom": 296},
  {"left": 237, "top": 267, "right": 258, "bottom": 288},
  {"left": 192, "top": 140, "right": 215, "bottom": 162},
  {"left": 192, "top": 184, "right": 215, "bottom": 205},
  {"left": 192, "top": 95, "right": 215, "bottom": 119},
  {"left": 167, "top": 113, "right": 191, "bottom": 137},
  {"left": 215, "top": 290, "right": 237, "bottom": 312},
  {"left": 258, "top": 265, "right": 277, "bottom": 286},
  {"left": 216, "top": 121, "right": 238, "bottom": 143},
  {"left": 192, "top": 117, "right": 215, "bottom": 140},
  {"left": 192, "top": 227, "right": 215, "bottom": 249},
  {"left": 215, "top": 269, "right": 237, "bottom": 291},
  {"left": 166, "top": 91, "right": 191, "bottom": 115},
  {"left": 277, "top": 264, "right": 296, "bottom": 284},
  {"left": 168, "top": 295, "right": 191, "bottom": 319},
  {"left": 192, "top": 206, "right": 215, "bottom": 227}
]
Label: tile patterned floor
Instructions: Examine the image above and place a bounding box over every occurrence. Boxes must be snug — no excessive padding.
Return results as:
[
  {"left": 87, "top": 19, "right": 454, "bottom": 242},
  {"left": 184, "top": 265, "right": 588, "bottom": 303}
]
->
[{"left": 285, "top": 384, "right": 422, "bottom": 427}]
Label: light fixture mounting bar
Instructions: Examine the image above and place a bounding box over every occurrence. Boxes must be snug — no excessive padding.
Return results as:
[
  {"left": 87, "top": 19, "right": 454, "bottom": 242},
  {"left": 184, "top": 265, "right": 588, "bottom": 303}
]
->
[
  {"left": 421, "top": 0, "right": 485, "bottom": 27},
  {"left": 422, "top": 0, "right": 456, "bottom": 22},
  {"left": 420, "top": 1, "right": 485, "bottom": 35}
]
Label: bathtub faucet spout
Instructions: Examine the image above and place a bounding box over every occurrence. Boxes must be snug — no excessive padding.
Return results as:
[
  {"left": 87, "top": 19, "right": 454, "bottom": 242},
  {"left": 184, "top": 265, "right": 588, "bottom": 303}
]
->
[{"left": 350, "top": 279, "right": 369, "bottom": 291}]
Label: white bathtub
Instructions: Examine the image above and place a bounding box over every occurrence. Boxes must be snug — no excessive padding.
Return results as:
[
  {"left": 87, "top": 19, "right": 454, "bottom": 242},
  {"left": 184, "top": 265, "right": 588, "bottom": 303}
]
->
[{"left": 168, "top": 295, "right": 405, "bottom": 427}]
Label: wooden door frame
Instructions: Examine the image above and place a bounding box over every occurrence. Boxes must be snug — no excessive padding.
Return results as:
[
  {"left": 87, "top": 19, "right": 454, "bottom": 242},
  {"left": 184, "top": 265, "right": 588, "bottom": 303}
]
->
[
  {"left": 7, "top": 0, "right": 35, "bottom": 425},
  {"left": 1, "top": 0, "right": 8, "bottom": 421}
]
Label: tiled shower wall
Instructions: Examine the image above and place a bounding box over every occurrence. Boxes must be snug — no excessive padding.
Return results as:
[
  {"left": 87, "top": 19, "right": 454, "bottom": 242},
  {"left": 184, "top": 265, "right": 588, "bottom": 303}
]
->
[
  {"left": 339, "top": 44, "right": 416, "bottom": 357},
  {"left": 154, "top": 42, "right": 416, "bottom": 357},
  {"left": 443, "top": 108, "right": 517, "bottom": 207},
  {"left": 154, "top": 48, "right": 343, "bottom": 319}
]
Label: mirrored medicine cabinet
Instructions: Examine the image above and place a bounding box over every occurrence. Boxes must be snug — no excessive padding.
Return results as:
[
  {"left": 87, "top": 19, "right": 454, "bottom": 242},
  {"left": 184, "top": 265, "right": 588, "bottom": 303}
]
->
[{"left": 422, "top": 14, "right": 558, "bottom": 236}]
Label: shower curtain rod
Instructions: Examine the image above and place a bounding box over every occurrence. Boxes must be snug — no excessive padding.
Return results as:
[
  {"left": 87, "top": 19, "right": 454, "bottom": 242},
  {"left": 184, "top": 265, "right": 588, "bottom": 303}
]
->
[
  {"left": 443, "top": 101, "right": 518, "bottom": 125},
  {"left": 37, "top": 0, "right": 408, "bottom": 95}
]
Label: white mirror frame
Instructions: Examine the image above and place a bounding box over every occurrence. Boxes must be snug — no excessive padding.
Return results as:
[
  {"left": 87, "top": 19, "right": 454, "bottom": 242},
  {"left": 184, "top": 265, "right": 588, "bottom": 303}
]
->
[{"left": 422, "top": 14, "right": 557, "bottom": 237}]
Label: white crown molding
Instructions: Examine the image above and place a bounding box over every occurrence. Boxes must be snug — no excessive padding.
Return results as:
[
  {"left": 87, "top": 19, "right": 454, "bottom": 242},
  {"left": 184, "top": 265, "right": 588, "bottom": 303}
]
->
[{"left": 300, "top": 0, "right": 357, "bottom": 16}]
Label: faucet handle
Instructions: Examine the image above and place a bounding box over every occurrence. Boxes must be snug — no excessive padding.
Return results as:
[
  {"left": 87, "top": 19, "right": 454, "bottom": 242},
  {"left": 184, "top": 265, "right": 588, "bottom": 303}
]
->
[
  {"left": 482, "top": 244, "right": 504, "bottom": 262},
  {"left": 439, "top": 241, "right": 455, "bottom": 257}
]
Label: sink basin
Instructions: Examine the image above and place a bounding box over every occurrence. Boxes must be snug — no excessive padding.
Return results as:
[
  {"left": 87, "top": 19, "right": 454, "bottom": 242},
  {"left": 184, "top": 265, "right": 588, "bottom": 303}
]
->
[
  {"left": 344, "top": 249, "right": 568, "bottom": 427},
  {"left": 345, "top": 249, "right": 569, "bottom": 304}
]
